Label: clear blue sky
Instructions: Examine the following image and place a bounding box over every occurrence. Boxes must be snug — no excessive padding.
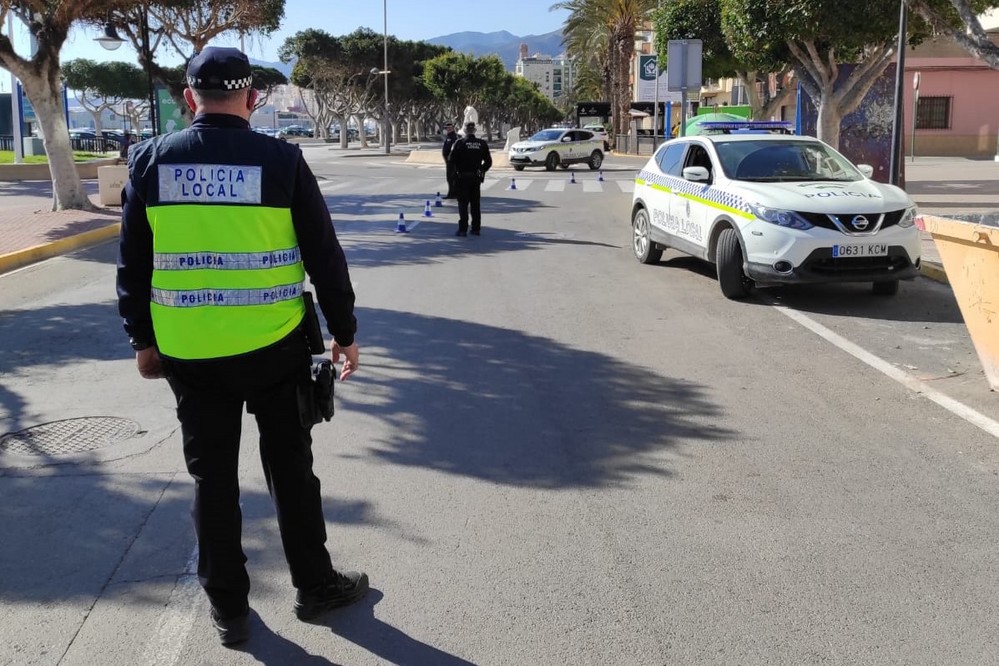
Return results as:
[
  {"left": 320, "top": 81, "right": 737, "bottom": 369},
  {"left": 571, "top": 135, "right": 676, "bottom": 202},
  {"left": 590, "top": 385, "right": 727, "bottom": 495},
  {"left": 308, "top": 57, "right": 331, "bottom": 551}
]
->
[{"left": 30, "top": 0, "right": 570, "bottom": 68}]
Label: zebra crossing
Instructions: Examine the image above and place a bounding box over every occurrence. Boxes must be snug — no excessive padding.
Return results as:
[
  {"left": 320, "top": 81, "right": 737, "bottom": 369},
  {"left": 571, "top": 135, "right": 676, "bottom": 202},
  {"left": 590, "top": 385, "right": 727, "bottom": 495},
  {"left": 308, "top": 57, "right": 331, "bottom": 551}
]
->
[{"left": 318, "top": 175, "right": 635, "bottom": 196}]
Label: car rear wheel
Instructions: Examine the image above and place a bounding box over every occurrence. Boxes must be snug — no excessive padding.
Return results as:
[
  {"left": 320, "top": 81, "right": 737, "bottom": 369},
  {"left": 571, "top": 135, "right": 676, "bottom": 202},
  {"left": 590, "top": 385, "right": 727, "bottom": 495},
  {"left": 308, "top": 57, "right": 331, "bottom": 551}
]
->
[
  {"left": 545, "top": 152, "right": 560, "bottom": 171},
  {"left": 716, "top": 228, "right": 752, "bottom": 300},
  {"left": 872, "top": 280, "right": 899, "bottom": 296},
  {"left": 632, "top": 207, "right": 663, "bottom": 264},
  {"left": 588, "top": 151, "right": 603, "bottom": 170}
]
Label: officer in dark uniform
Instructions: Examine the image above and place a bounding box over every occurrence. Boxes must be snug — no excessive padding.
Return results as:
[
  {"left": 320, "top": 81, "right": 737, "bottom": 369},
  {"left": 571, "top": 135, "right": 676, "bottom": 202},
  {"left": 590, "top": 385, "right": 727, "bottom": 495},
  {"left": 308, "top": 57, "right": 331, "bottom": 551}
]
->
[
  {"left": 116, "top": 46, "right": 367, "bottom": 647},
  {"left": 448, "top": 121, "right": 492, "bottom": 236},
  {"left": 441, "top": 122, "right": 458, "bottom": 198}
]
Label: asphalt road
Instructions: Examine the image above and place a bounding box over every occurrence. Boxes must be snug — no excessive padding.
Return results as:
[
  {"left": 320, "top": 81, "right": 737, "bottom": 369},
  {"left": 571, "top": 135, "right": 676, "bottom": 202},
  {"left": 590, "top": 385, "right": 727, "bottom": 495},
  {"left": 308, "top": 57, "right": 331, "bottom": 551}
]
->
[{"left": 2, "top": 148, "right": 999, "bottom": 665}]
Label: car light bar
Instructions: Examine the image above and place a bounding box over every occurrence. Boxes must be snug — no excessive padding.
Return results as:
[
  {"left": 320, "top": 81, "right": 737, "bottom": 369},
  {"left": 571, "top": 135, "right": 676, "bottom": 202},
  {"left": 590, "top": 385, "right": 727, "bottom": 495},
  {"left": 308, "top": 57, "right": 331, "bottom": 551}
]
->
[{"left": 696, "top": 120, "right": 795, "bottom": 132}]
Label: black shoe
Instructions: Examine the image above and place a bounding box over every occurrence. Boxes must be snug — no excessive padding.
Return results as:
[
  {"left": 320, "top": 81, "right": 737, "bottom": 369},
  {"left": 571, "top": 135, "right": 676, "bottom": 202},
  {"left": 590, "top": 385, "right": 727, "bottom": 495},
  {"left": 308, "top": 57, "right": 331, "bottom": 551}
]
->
[
  {"left": 210, "top": 607, "right": 250, "bottom": 647},
  {"left": 470, "top": 229, "right": 481, "bottom": 236},
  {"left": 455, "top": 229, "right": 467, "bottom": 237},
  {"left": 294, "top": 570, "right": 369, "bottom": 621}
]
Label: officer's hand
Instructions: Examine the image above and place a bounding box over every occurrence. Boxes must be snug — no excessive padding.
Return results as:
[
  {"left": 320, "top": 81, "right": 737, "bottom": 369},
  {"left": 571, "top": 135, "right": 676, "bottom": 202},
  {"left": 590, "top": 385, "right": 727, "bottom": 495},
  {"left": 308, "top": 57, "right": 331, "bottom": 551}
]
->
[
  {"left": 331, "top": 342, "right": 359, "bottom": 381},
  {"left": 136, "top": 347, "right": 164, "bottom": 379}
]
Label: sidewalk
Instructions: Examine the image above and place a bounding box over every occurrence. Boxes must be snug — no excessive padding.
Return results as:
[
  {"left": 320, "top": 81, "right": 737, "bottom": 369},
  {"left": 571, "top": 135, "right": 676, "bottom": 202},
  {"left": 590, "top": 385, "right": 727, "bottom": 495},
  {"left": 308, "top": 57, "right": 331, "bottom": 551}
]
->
[
  {"left": 0, "top": 181, "right": 120, "bottom": 274},
  {"left": 0, "top": 155, "right": 995, "bottom": 281}
]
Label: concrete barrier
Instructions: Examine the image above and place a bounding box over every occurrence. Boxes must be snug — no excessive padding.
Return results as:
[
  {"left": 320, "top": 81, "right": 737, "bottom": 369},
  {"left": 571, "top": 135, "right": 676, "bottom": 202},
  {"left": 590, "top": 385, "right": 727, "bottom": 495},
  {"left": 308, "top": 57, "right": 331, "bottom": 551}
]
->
[
  {"left": 0, "top": 158, "right": 118, "bottom": 182},
  {"left": 98, "top": 165, "right": 129, "bottom": 206},
  {"left": 405, "top": 149, "right": 509, "bottom": 168}
]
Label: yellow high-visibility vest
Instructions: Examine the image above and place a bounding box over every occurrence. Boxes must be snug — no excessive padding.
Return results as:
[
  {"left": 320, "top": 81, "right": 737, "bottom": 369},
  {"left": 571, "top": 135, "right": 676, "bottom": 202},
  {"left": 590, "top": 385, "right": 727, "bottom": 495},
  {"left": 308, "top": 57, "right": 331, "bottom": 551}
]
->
[{"left": 148, "top": 202, "right": 305, "bottom": 360}]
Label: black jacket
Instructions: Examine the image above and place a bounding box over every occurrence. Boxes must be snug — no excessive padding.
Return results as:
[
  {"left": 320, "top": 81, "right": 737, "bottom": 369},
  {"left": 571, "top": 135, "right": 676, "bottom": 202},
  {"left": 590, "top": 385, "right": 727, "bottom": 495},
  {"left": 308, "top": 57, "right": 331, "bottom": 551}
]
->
[
  {"left": 442, "top": 130, "right": 458, "bottom": 160},
  {"left": 116, "top": 113, "right": 357, "bottom": 349},
  {"left": 448, "top": 135, "right": 492, "bottom": 176}
]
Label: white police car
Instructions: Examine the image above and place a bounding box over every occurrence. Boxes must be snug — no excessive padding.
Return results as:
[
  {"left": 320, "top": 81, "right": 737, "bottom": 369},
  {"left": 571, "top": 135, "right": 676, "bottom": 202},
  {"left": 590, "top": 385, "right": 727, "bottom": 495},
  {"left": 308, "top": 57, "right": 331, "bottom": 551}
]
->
[
  {"left": 509, "top": 128, "right": 604, "bottom": 171},
  {"left": 630, "top": 122, "right": 921, "bottom": 299}
]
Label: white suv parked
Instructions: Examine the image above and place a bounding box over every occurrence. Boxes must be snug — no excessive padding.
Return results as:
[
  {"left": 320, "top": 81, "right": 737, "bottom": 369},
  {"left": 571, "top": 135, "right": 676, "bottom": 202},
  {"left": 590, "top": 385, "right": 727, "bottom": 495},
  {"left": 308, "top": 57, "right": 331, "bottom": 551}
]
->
[
  {"left": 630, "top": 126, "right": 921, "bottom": 299},
  {"left": 509, "top": 128, "right": 605, "bottom": 171}
]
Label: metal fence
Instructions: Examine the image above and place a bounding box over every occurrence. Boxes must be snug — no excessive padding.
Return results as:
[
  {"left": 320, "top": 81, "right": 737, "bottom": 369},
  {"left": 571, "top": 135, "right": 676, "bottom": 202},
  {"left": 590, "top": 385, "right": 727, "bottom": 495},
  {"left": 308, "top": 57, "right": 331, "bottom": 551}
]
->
[
  {"left": 0, "top": 136, "right": 120, "bottom": 154},
  {"left": 614, "top": 133, "right": 662, "bottom": 156}
]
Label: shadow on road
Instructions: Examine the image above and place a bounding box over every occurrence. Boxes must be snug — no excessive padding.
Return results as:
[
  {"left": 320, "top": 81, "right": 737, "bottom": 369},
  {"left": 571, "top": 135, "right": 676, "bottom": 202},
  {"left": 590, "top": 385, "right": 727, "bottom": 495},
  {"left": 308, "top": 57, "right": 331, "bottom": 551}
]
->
[
  {"left": 646, "top": 252, "right": 964, "bottom": 325},
  {"left": 339, "top": 307, "right": 735, "bottom": 489}
]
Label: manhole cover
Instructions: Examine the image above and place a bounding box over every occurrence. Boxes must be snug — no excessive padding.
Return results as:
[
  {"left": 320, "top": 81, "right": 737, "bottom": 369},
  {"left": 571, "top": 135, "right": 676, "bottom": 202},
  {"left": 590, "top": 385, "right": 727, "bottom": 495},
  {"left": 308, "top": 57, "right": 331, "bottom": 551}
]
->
[{"left": 0, "top": 417, "right": 142, "bottom": 455}]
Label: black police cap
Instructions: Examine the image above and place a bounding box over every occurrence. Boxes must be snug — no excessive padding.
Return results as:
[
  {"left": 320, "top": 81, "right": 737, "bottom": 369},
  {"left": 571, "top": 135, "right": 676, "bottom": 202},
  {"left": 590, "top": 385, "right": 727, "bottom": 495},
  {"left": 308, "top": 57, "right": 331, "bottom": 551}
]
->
[{"left": 186, "top": 46, "right": 253, "bottom": 91}]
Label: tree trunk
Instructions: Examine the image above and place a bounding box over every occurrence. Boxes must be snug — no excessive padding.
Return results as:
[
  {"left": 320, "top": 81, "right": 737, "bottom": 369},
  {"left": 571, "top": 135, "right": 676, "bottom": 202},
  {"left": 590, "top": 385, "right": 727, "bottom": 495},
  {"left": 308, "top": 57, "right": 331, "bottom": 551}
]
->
[
  {"left": 815, "top": 92, "right": 842, "bottom": 148},
  {"left": 18, "top": 51, "right": 94, "bottom": 211}
]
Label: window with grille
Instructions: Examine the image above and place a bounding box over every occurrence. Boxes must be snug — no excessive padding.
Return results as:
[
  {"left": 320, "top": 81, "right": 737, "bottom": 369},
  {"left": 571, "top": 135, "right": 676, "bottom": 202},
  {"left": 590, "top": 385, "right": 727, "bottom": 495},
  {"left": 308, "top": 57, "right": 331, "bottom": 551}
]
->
[{"left": 915, "top": 97, "right": 951, "bottom": 129}]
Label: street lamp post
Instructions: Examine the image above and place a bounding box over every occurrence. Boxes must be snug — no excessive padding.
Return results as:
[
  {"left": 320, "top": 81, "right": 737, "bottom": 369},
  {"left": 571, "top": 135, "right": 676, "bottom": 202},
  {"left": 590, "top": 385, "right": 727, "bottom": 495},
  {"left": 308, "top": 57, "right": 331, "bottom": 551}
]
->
[
  {"left": 889, "top": 0, "right": 907, "bottom": 186},
  {"left": 382, "top": 0, "right": 390, "bottom": 154},
  {"left": 96, "top": 8, "right": 157, "bottom": 137}
]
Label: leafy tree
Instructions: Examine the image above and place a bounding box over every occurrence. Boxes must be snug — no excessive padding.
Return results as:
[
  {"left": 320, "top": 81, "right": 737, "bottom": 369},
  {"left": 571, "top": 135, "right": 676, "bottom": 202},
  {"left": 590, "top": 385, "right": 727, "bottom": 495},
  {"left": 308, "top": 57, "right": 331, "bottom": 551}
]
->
[
  {"left": 553, "top": 0, "right": 658, "bottom": 140},
  {"left": 108, "top": 0, "right": 285, "bottom": 122},
  {"left": 653, "top": 0, "right": 793, "bottom": 120},
  {"left": 63, "top": 59, "right": 149, "bottom": 134},
  {"left": 720, "top": 0, "right": 927, "bottom": 147},
  {"left": 0, "top": 1, "right": 123, "bottom": 210},
  {"left": 908, "top": 0, "right": 999, "bottom": 68}
]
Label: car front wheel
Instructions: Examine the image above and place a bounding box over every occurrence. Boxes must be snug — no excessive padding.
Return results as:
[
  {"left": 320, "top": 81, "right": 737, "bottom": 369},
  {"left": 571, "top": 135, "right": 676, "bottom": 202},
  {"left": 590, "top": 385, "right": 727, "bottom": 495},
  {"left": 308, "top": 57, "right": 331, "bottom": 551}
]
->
[
  {"left": 588, "top": 151, "right": 603, "bottom": 170},
  {"left": 545, "top": 152, "right": 560, "bottom": 171},
  {"left": 632, "top": 207, "right": 663, "bottom": 264},
  {"left": 716, "top": 228, "right": 752, "bottom": 299}
]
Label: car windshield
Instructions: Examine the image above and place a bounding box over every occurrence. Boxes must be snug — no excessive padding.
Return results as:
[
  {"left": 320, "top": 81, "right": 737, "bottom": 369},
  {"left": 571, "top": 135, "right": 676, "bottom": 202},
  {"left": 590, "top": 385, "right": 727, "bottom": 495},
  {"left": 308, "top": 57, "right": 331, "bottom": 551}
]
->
[
  {"left": 714, "top": 139, "right": 864, "bottom": 182},
  {"left": 530, "top": 129, "right": 565, "bottom": 142}
]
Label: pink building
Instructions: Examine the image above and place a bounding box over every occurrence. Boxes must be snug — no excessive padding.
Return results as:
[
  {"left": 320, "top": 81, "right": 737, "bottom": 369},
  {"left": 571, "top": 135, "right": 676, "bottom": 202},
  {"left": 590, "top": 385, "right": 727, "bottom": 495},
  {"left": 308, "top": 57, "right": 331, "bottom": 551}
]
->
[{"left": 902, "top": 29, "right": 999, "bottom": 158}]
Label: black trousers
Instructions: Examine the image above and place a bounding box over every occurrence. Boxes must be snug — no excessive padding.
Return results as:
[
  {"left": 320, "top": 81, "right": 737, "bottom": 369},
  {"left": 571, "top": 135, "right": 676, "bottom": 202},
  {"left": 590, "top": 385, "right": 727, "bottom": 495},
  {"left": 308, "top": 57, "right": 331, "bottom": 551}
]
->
[
  {"left": 445, "top": 161, "right": 456, "bottom": 197},
  {"left": 163, "top": 330, "right": 334, "bottom": 615},
  {"left": 456, "top": 174, "right": 482, "bottom": 232}
]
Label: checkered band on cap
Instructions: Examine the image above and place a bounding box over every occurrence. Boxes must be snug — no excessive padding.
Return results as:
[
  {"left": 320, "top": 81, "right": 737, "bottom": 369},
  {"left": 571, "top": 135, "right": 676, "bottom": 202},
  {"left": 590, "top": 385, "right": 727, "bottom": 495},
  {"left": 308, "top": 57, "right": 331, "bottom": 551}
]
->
[{"left": 186, "top": 75, "right": 253, "bottom": 90}]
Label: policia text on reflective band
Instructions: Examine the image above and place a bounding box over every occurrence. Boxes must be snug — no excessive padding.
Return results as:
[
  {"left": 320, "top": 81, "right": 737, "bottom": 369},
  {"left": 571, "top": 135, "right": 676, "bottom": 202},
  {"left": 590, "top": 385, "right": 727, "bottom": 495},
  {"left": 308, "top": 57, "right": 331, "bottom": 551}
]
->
[
  {"left": 152, "top": 248, "right": 301, "bottom": 270},
  {"left": 151, "top": 282, "right": 304, "bottom": 307}
]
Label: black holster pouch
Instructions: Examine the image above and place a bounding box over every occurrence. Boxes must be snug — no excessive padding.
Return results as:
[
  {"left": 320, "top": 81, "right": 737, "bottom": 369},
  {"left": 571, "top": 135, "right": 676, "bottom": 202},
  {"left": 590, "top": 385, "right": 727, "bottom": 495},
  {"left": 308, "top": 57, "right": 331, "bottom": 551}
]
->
[{"left": 298, "top": 292, "right": 336, "bottom": 427}]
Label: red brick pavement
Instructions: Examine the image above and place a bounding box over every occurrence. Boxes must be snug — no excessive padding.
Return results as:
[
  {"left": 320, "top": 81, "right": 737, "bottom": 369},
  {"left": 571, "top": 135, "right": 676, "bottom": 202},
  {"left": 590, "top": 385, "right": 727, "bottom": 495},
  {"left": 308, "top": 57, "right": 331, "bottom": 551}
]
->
[{"left": 0, "top": 195, "right": 119, "bottom": 256}]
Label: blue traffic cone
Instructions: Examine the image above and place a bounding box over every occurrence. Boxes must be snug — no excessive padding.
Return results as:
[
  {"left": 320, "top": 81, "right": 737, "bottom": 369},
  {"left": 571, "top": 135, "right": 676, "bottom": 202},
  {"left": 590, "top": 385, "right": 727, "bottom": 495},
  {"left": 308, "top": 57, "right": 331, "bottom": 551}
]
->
[
  {"left": 395, "top": 213, "right": 408, "bottom": 233},
  {"left": 508, "top": 178, "right": 517, "bottom": 190},
  {"left": 598, "top": 171, "right": 604, "bottom": 182},
  {"left": 424, "top": 200, "right": 433, "bottom": 217},
  {"left": 435, "top": 192, "right": 443, "bottom": 207},
  {"left": 569, "top": 171, "right": 577, "bottom": 184}
]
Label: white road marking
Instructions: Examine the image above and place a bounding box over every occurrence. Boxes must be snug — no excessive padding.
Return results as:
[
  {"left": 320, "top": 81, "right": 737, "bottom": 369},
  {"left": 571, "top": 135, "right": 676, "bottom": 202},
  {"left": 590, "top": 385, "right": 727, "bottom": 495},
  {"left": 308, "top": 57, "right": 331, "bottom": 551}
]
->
[
  {"left": 770, "top": 300, "right": 999, "bottom": 440},
  {"left": 480, "top": 179, "right": 499, "bottom": 192},
  {"left": 545, "top": 180, "right": 566, "bottom": 192},
  {"left": 139, "top": 547, "right": 201, "bottom": 666},
  {"left": 582, "top": 180, "right": 603, "bottom": 193},
  {"left": 405, "top": 219, "right": 422, "bottom": 232},
  {"left": 505, "top": 178, "right": 532, "bottom": 191},
  {"left": 617, "top": 180, "right": 635, "bottom": 193}
]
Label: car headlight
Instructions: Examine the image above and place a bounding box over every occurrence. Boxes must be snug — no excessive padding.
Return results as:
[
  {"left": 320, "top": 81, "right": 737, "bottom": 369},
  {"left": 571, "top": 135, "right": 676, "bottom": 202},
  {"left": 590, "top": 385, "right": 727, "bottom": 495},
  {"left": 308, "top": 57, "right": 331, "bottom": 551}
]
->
[
  {"left": 749, "top": 203, "right": 814, "bottom": 230},
  {"left": 898, "top": 205, "right": 918, "bottom": 228}
]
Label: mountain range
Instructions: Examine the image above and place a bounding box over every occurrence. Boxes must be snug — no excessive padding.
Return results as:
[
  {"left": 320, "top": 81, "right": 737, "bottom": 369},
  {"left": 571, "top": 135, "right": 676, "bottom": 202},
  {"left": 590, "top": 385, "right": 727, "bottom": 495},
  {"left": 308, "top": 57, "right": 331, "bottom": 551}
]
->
[{"left": 250, "top": 28, "right": 566, "bottom": 77}]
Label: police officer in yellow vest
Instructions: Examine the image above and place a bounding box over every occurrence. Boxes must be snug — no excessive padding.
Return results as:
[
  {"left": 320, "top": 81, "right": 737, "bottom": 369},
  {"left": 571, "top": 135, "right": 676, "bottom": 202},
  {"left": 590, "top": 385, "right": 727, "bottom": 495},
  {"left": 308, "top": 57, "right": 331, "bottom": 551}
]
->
[{"left": 116, "top": 46, "right": 367, "bottom": 647}]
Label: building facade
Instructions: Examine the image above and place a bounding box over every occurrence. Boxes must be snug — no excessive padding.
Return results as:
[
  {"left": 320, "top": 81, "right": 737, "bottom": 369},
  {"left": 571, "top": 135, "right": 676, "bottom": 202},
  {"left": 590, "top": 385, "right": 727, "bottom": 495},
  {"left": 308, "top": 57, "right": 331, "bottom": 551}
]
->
[{"left": 514, "top": 43, "right": 577, "bottom": 104}]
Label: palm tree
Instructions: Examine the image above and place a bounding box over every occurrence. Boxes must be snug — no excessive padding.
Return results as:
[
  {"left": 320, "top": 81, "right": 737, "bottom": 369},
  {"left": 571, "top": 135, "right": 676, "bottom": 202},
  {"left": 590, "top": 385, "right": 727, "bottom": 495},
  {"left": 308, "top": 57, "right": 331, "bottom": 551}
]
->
[{"left": 552, "top": 0, "right": 658, "bottom": 141}]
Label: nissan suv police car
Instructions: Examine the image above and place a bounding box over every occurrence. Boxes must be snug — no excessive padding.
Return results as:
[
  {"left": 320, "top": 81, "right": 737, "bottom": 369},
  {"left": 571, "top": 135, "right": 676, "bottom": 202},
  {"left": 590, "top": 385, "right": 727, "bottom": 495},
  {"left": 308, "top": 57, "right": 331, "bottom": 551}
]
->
[
  {"left": 630, "top": 121, "right": 921, "bottom": 299},
  {"left": 509, "top": 128, "right": 605, "bottom": 171}
]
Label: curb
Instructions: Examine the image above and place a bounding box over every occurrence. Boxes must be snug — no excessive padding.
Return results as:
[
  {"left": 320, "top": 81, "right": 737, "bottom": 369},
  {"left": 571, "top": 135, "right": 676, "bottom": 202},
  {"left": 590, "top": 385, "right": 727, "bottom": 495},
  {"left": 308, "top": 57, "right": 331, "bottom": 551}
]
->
[
  {"left": 0, "top": 222, "right": 120, "bottom": 275},
  {"left": 920, "top": 260, "right": 949, "bottom": 285}
]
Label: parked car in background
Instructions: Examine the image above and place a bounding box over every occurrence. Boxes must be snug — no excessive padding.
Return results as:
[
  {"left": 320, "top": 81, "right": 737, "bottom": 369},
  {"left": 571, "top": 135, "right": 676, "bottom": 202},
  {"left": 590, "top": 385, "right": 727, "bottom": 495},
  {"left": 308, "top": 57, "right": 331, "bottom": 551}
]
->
[
  {"left": 629, "top": 121, "right": 921, "bottom": 299},
  {"left": 508, "top": 127, "right": 605, "bottom": 171},
  {"left": 280, "top": 125, "right": 314, "bottom": 138},
  {"left": 582, "top": 123, "right": 610, "bottom": 150}
]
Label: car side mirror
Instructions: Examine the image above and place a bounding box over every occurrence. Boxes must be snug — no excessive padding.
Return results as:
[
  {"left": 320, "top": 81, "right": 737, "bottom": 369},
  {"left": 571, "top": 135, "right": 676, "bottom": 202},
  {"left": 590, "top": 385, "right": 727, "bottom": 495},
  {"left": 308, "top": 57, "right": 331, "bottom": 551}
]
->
[
  {"left": 683, "top": 166, "right": 710, "bottom": 182},
  {"left": 857, "top": 164, "right": 874, "bottom": 178}
]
